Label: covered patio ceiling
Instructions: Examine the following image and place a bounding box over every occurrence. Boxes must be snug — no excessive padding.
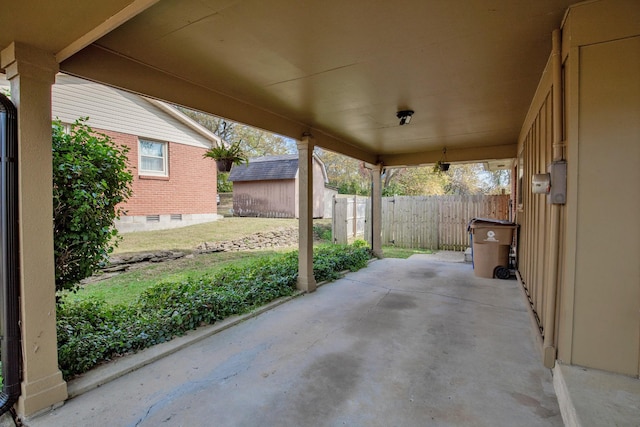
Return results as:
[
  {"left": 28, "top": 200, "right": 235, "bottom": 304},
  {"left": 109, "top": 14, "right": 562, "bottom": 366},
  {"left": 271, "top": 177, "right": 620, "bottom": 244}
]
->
[{"left": 1, "top": 0, "right": 574, "bottom": 166}]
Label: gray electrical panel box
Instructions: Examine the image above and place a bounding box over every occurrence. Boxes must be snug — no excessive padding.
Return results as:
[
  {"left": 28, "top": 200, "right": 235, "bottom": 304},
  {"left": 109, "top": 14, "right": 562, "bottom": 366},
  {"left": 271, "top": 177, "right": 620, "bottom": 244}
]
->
[{"left": 548, "top": 161, "right": 567, "bottom": 205}]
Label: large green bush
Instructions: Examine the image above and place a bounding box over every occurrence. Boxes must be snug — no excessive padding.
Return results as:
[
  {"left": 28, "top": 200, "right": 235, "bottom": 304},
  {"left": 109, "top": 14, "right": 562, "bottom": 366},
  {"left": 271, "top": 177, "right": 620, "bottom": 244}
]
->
[
  {"left": 57, "top": 243, "right": 371, "bottom": 379},
  {"left": 53, "top": 118, "right": 133, "bottom": 292}
]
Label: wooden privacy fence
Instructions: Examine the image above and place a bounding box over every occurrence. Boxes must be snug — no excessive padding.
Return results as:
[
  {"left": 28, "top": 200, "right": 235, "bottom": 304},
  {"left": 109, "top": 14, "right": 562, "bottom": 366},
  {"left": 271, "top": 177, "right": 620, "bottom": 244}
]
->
[{"left": 332, "top": 194, "right": 510, "bottom": 250}]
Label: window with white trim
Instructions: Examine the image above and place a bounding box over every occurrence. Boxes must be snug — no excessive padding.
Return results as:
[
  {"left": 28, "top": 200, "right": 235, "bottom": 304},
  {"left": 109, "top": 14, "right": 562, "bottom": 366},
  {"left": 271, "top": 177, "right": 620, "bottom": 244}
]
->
[{"left": 139, "top": 139, "right": 168, "bottom": 176}]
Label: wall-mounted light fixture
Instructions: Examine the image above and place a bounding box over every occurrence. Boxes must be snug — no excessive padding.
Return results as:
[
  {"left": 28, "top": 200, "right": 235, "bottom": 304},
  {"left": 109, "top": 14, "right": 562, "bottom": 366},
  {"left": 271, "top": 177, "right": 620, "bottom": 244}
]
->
[{"left": 397, "top": 110, "right": 414, "bottom": 126}]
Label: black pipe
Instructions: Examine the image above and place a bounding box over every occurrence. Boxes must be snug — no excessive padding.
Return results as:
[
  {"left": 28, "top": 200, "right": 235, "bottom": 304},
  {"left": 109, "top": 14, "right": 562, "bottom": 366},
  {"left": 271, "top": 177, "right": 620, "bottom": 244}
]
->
[{"left": 0, "top": 92, "right": 22, "bottom": 416}]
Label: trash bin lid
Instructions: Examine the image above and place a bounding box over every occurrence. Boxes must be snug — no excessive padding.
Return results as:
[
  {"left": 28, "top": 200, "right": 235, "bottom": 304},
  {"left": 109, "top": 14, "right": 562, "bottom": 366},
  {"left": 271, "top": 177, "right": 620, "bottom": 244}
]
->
[{"left": 467, "top": 217, "right": 517, "bottom": 231}]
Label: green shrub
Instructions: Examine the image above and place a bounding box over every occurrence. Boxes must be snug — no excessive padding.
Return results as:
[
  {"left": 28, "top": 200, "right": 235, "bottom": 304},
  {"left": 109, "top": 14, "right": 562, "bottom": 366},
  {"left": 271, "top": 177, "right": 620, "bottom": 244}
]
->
[
  {"left": 53, "top": 118, "right": 133, "bottom": 292},
  {"left": 312, "top": 222, "right": 333, "bottom": 242},
  {"left": 57, "top": 243, "right": 371, "bottom": 379}
]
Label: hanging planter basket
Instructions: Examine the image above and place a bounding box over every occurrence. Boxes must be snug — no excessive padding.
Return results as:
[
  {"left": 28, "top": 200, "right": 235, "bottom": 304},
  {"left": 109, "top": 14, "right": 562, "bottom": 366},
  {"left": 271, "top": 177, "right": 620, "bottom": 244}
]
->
[
  {"left": 215, "top": 158, "right": 234, "bottom": 172},
  {"left": 434, "top": 148, "right": 450, "bottom": 173},
  {"left": 204, "top": 141, "right": 248, "bottom": 172}
]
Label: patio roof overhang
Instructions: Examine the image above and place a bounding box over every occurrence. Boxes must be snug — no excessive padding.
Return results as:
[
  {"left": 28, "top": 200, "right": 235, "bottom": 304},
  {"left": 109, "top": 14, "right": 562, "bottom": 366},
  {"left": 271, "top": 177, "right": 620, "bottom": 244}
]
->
[{"left": 1, "top": 0, "right": 575, "bottom": 167}]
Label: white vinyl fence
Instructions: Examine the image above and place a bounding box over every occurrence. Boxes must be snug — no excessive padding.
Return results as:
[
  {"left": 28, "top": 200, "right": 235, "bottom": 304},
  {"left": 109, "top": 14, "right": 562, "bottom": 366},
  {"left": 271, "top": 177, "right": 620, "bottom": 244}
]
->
[{"left": 331, "top": 196, "right": 369, "bottom": 244}]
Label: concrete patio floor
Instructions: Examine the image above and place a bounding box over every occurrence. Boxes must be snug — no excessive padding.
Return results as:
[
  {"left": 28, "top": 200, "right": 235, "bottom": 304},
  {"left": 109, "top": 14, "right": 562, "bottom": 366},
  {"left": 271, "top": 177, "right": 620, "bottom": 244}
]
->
[{"left": 27, "top": 255, "right": 562, "bottom": 427}]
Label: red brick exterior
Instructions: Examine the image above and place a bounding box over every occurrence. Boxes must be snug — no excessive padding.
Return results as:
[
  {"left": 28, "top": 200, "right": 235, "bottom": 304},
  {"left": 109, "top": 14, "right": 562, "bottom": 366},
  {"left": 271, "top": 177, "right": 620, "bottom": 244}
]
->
[{"left": 99, "top": 129, "right": 217, "bottom": 216}]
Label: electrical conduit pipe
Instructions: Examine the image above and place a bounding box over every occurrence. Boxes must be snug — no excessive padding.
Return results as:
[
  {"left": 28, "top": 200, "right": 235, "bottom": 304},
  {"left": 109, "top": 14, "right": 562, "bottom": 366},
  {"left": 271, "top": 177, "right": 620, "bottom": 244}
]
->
[{"left": 542, "top": 29, "right": 565, "bottom": 369}]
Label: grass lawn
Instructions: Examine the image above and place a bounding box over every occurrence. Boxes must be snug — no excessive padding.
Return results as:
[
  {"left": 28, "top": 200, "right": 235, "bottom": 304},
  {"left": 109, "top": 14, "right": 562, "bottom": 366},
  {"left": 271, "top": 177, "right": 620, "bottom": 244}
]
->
[
  {"left": 381, "top": 246, "right": 434, "bottom": 259},
  {"left": 62, "top": 250, "right": 284, "bottom": 306},
  {"left": 66, "top": 217, "right": 435, "bottom": 307},
  {"left": 114, "top": 217, "right": 299, "bottom": 254}
]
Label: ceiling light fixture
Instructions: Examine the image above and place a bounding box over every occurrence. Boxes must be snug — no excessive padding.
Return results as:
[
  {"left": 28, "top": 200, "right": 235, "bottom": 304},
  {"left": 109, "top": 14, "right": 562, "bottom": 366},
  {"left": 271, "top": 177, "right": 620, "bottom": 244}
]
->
[{"left": 397, "top": 110, "right": 414, "bottom": 126}]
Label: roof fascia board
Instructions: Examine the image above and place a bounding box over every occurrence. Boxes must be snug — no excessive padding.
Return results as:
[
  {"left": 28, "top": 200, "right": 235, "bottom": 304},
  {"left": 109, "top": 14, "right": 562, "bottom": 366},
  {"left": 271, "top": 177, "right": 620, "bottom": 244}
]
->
[{"left": 61, "top": 44, "right": 377, "bottom": 164}]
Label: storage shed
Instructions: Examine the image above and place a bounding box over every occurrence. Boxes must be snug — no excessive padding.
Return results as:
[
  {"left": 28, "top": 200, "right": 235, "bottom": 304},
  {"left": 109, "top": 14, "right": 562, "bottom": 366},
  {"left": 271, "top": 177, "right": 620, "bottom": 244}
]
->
[{"left": 229, "top": 154, "right": 327, "bottom": 218}]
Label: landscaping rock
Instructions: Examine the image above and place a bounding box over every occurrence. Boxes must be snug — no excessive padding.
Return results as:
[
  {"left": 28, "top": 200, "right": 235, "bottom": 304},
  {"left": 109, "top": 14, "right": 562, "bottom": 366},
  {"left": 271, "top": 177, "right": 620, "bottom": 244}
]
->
[
  {"left": 99, "top": 227, "right": 300, "bottom": 276},
  {"left": 196, "top": 227, "right": 298, "bottom": 254}
]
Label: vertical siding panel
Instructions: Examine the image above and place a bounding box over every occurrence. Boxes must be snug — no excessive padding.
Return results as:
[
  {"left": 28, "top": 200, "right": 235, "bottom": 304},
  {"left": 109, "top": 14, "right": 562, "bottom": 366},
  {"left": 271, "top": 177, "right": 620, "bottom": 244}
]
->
[{"left": 516, "top": 78, "right": 555, "bottom": 338}]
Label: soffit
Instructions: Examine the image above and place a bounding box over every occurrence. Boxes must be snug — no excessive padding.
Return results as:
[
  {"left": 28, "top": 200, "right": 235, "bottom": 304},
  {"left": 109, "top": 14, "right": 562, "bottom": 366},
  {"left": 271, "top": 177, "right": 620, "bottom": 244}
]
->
[
  {"left": 0, "top": 1, "right": 146, "bottom": 55},
  {"left": 4, "top": 0, "right": 576, "bottom": 165}
]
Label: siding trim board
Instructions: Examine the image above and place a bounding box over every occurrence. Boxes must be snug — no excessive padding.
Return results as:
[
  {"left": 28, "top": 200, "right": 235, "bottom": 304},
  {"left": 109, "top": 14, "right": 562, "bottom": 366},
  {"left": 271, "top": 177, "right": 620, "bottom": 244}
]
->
[{"left": 517, "top": 0, "right": 640, "bottom": 376}]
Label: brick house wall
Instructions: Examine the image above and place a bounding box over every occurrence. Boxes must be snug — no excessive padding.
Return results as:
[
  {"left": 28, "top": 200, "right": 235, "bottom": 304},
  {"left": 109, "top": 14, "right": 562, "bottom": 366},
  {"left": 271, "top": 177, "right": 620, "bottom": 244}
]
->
[
  {"left": 98, "top": 129, "right": 219, "bottom": 232},
  {"left": 41, "top": 74, "right": 223, "bottom": 232}
]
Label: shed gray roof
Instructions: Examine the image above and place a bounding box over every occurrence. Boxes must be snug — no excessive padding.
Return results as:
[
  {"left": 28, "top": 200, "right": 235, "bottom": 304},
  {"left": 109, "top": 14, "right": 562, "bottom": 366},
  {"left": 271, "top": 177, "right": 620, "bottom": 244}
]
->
[{"left": 228, "top": 154, "right": 299, "bottom": 182}]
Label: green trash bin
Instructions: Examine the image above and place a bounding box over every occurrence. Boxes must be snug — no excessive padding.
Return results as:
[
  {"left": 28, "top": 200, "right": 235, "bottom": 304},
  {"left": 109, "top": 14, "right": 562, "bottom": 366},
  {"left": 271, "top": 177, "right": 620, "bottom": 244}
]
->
[{"left": 468, "top": 218, "right": 517, "bottom": 279}]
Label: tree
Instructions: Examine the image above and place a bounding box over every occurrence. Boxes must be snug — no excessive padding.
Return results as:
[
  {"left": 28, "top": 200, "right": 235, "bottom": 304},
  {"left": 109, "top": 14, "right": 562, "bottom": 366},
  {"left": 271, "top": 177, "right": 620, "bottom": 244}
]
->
[
  {"left": 177, "top": 107, "right": 294, "bottom": 156},
  {"left": 384, "top": 166, "right": 449, "bottom": 196},
  {"left": 444, "top": 164, "right": 511, "bottom": 195},
  {"left": 444, "top": 164, "right": 485, "bottom": 195},
  {"left": 481, "top": 169, "right": 511, "bottom": 194},
  {"left": 315, "top": 148, "right": 370, "bottom": 195},
  {"left": 53, "top": 118, "right": 133, "bottom": 292}
]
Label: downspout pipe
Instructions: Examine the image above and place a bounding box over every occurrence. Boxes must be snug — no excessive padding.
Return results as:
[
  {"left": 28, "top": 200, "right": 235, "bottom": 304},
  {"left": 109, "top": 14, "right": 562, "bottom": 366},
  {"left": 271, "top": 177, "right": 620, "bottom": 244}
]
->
[
  {"left": 0, "top": 93, "right": 22, "bottom": 415},
  {"left": 542, "top": 29, "right": 565, "bottom": 368}
]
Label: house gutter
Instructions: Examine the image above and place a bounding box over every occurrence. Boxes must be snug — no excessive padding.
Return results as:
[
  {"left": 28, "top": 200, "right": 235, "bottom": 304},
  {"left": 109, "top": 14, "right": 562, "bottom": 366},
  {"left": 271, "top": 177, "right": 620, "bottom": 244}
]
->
[
  {"left": 542, "top": 29, "right": 565, "bottom": 369},
  {"left": 0, "top": 93, "right": 22, "bottom": 415}
]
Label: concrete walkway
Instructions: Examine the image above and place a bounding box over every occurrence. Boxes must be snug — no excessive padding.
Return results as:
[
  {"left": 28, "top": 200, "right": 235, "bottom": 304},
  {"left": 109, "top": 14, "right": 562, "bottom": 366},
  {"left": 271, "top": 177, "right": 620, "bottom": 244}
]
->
[{"left": 28, "top": 256, "right": 561, "bottom": 427}]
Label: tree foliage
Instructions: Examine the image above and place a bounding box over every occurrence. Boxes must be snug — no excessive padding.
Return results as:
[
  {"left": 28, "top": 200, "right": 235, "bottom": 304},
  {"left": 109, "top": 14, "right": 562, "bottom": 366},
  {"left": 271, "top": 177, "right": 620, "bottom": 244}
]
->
[
  {"left": 382, "top": 167, "right": 449, "bottom": 196},
  {"left": 316, "top": 148, "right": 371, "bottom": 195},
  {"left": 177, "top": 107, "right": 294, "bottom": 156},
  {"left": 53, "top": 119, "right": 133, "bottom": 292}
]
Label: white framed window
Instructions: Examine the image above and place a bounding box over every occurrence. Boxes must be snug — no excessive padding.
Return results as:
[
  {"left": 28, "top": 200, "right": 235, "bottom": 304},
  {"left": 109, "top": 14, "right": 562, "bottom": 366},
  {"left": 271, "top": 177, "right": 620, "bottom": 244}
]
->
[{"left": 139, "top": 139, "right": 168, "bottom": 176}]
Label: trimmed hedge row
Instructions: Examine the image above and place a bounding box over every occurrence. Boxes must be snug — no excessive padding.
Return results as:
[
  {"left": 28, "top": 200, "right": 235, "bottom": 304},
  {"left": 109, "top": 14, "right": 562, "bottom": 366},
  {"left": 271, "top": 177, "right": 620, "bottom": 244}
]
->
[{"left": 57, "top": 242, "right": 371, "bottom": 379}]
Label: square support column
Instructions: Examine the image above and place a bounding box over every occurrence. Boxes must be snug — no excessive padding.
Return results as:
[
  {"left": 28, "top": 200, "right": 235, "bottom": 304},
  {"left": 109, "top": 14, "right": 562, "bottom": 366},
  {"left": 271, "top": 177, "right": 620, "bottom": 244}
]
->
[
  {"left": 1, "top": 42, "right": 67, "bottom": 416},
  {"left": 370, "top": 163, "right": 383, "bottom": 258},
  {"left": 296, "top": 136, "right": 316, "bottom": 293}
]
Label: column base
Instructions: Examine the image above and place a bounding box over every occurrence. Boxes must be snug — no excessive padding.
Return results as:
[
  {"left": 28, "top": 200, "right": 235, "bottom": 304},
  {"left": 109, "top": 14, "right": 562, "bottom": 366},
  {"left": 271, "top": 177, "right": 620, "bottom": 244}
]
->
[
  {"left": 297, "top": 276, "right": 317, "bottom": 293},
  {"left": 543, "top": 345, "right": 557, "bottom": 369},
  {"left": 18, "top": 370, "right": 67, "bottom": 417}
]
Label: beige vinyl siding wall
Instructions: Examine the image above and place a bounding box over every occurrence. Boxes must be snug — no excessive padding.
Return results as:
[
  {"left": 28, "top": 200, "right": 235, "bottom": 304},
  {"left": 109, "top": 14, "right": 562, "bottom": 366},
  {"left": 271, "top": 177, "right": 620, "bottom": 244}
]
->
[
  {"left": 517, "top": 0, "right": 640, "bottom": 377},
  {"left": 557, "top": 0, "right": 640, "bottom": 376},
  {"left": 515, "top": 55, "right": 559, "bottom": 343},
  {"left": 52, "top": 74, "right": 212, "bottom": 149}
]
